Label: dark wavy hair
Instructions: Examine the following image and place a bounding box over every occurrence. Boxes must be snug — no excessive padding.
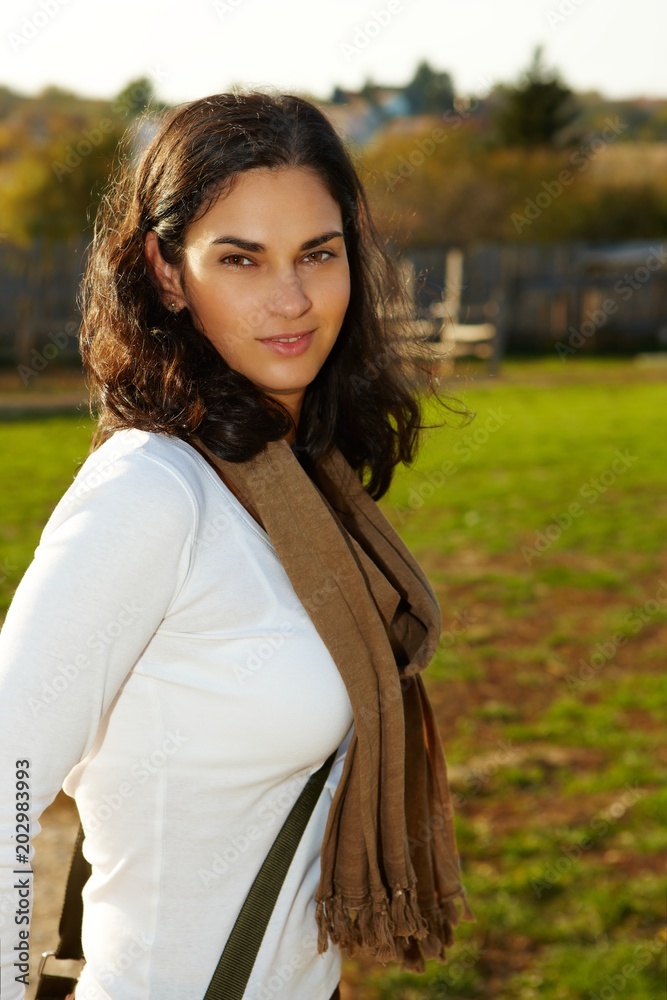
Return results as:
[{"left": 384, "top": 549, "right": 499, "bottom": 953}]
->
[{"left": 80, "top": 89, "right": 450, "bottom": 499}]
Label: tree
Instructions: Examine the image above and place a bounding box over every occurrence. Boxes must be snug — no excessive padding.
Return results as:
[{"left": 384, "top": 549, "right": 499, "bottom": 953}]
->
[
  {"left": 404, "top": 61, "right": 455, "bottom": 116},
  {"left": 330, "top": 86, "right": 349, "bottom": 106},
  {"left": 111, "top": 77, "right": 157, "bottom": 118},
  {"left": 494, "top": 47, "right": 578, "bottom": 148},
  {"left": 1, "top": 113, "right": 123, "bottom": 245},
  {"left": 0, "top": 85, "right": 24, "bottom": 121}
]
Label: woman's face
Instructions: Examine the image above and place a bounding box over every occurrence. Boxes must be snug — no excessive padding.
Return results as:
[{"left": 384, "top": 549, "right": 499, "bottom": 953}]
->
[{"left": 148, "top": 165, "right": 351, "bottom": 427}]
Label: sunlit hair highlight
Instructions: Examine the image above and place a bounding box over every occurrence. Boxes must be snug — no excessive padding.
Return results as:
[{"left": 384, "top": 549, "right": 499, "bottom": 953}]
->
[{"left": 80, "top": 89, "right": 455, "bottom": 499}]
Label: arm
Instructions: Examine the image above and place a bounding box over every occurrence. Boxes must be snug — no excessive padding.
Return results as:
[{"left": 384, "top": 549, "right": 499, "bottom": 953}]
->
[{"left": 0, "top": 438, "right": 196, "bottom": 1000}]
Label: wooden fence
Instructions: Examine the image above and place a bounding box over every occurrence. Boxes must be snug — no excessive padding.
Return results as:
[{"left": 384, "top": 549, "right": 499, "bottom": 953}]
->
[
  {"left": 0, "top": 237, "right": 87, "bottom": 368},
  {"left": 1, "top": 238, "right": 666, "bottom": 368},
  {"left": 407, "top": 240, "right": 667, "bottom": 355}
]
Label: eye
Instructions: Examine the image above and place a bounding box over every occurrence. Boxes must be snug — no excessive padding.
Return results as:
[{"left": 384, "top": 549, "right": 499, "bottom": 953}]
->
[
  {"left": 304, "top": 249, "right": 336, "bottom": 264},
  {"left": 220, "top": 253, "right": 253, "bottom": 268}
]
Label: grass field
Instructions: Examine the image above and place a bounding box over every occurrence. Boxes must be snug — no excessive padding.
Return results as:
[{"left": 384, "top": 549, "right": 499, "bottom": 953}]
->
[{"left": 1, "top": 359, "right": 666, "bottom": 999}]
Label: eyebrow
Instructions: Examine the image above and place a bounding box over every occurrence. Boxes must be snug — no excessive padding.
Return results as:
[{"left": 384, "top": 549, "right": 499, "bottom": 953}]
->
[{"left": 210, "top": 230, "right": 344, "bottom": 253}]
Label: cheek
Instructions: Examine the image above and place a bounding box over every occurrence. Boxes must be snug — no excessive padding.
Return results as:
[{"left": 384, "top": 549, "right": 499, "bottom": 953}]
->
[
  {"left": 322, "top": 272, "right": 351, "bottom": 322},
  {"left": 190, "top": 281, "right": 253, "bottom": 339}
]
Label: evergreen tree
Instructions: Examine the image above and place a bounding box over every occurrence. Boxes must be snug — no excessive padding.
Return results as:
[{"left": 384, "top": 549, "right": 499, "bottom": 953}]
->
[
  {"left": 404, "top": 61, "right": 455, "bottom": 115},
  {"left": 495, "top": 47, "right": 578, "bottom": 147}
]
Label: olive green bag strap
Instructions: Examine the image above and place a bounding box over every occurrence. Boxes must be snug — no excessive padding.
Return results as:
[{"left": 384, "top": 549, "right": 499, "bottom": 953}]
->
[
  {"left": 36, "top": 751, "right": 336, "bottom": 1000},
  {"left": 204, "top": 749, "right": 336, "bottom": 999}
]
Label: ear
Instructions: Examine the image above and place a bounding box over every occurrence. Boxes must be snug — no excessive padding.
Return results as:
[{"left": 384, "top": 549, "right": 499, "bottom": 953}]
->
[{"left": 144, "top": 231, "right": 188, "bottom": 312}]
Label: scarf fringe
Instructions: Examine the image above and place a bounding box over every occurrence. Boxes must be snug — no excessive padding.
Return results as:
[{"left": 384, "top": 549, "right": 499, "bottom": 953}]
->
[
  {"left": 203, "top": 440, "right": 472, "bottom": 974},
  {"left": 316, "top": 884, "right": 471, "bottom": 966}
]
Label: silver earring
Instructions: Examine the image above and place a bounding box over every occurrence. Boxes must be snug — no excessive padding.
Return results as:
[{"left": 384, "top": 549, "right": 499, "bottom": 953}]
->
[{"left": 170, "top": 301, "right": 176, "bottom": 312}]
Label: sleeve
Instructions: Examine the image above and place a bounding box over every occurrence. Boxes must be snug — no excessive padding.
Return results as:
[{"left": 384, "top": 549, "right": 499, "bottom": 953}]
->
[{"left": 0, "top": 443, "right": 196, "bottom": 1000}]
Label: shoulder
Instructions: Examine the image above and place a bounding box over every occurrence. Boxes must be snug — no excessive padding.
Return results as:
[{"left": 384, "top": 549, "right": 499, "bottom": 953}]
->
[{"left": 45, "top": 430, "right": 213, "bottom": 539}]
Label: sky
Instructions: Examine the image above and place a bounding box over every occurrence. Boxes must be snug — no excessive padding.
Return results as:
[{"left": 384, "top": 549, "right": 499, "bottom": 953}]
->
[{"left": 0, "top": 0, "right": 665, "bottom": 105}]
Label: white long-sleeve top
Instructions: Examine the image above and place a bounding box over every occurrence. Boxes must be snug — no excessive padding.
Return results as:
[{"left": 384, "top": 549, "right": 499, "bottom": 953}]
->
[{"left": 0, "top": 429, "right": 354, "bottom": 1000}]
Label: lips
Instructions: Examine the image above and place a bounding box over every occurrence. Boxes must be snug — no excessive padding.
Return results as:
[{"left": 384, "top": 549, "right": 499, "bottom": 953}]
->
[
  {"left": 258, "top": 329, "right": 316, "bottom": 357},
  {"left": 260, "top": 329, "right": 315, "bottom": 343}
]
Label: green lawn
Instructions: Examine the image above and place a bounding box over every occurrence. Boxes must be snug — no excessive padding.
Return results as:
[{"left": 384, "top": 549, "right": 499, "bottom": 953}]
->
[
  {"left": 1, "top": 360, "right": 666, "bottom": 999},
  {"left": 0, "top": 412, "right": 96, "bottom": 609}
]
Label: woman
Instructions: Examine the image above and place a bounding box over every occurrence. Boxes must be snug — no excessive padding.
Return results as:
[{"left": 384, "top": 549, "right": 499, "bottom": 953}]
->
[{"left": 0, "top": 91, "right": 469, "bottom": 1000}]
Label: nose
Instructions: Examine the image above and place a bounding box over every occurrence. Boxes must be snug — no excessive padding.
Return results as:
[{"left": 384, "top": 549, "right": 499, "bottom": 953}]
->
[{"left": 267, "top": 269, "right": 311, "bottom": 320}]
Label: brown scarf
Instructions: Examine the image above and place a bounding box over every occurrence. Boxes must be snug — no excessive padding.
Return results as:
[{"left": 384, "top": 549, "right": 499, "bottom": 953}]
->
[{"left": 198, "top": 437, "right": 472, "bottom": 973}]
